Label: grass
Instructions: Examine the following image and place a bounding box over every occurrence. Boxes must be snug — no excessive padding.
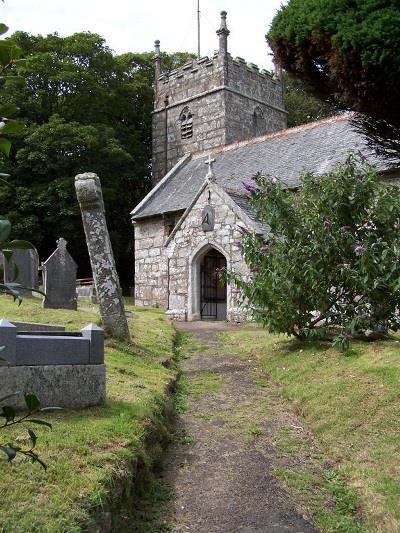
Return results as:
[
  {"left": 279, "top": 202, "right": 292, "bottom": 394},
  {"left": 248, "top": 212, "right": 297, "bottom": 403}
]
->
[
  {"left": 187, "top": 370, "right": 222, "bottom": 397},
  {"left": 274, "top": 467, "right": 363, "bottom": 533},
  {"left": 219, "top": 328, "right": 400, "bottom": 532},
  {"left": 0, "top": 296, "right": 177, "bottom": 533},
  {"left": 130, "top": 478, "right": 175, "bottom": 533}
]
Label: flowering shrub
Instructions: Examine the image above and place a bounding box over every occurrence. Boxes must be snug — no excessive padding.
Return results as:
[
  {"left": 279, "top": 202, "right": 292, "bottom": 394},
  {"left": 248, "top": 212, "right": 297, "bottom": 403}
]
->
[{"left": 228, "top": 155, "right": 400, "bottom": 348}]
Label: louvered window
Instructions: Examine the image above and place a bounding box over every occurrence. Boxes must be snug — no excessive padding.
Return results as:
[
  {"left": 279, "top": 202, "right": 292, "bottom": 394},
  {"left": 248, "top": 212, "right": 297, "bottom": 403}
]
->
[
  {"left": 253, "top": 106, "right": 266, "bottom": 137},
  {"left": 180, "top": 107, "right": 193, "bottom": 139}
]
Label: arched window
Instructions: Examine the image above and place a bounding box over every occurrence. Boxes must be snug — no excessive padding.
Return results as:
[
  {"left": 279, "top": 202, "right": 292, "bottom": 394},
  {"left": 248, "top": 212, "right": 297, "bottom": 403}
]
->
[
  {"left": 253, "top": 106, "right": 266, "bottom": 137},
  {"left": 180, "top": 107, "right": 193, "bottom": 139}
]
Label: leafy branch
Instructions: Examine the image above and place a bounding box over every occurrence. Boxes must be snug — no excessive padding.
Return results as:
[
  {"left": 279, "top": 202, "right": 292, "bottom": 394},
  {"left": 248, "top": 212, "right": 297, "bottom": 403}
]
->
[
  {"left": 0, "top": 392, "right": 61, "bottom": 470},
  {"left": 0, "top": 21, "right": 56, "bottom": 470}
]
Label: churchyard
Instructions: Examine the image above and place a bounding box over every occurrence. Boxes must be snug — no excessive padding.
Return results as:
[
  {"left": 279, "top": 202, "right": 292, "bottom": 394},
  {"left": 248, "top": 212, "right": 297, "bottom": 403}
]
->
[
  {"left": 0, "top": 295, "right": 177, "bottom": 532},
  {"left": 0, "top": 2, "right": 399, "bottom": 531},
  {"left": 0, "top": 292, "right": 399, "bottom": 531}
]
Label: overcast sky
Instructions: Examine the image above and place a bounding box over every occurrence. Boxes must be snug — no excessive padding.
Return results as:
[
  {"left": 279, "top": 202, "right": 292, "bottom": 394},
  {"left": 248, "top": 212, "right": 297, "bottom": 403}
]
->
[{"left": 3, "top": 0, "right": 285, "bottom": 70}]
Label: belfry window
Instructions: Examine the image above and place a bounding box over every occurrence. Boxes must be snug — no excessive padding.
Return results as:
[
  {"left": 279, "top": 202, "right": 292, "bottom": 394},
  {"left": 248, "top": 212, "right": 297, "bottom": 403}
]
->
[
  {"left": 180, "top": 107, "right": 193, "bottom": 139},
  {"left": 253, "top": 106, "right": 266, "bottom": 137}
]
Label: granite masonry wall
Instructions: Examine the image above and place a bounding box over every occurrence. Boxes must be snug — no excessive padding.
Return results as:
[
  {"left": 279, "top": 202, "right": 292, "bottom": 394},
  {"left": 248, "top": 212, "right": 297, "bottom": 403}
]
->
[
  {"left": 134, "top": 216, "right": 169, "bottom": 308},
  {"left": 165, "top": 183, "right": 251, "bottom": 322},
  {"left": 152, "top": 51, "right": 287, "bottom": 183},
  {"left": 152, "top": 90, "right": 226, "bottom": 182},
  {"left": 134, "top": 183, "right": 252, "bottom": 321}
]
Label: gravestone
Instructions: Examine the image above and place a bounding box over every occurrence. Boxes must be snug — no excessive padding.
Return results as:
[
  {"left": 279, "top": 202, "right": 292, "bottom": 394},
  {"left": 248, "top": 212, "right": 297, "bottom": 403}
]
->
[
  {"left": 42, "top": 238, "right": 78, "bottom": 310},
  {"left": 1, "top": 248, "right": 39, "bottom": 297},
  {"left": 75, "top": 172, "right": 130, "bottom": 340}
]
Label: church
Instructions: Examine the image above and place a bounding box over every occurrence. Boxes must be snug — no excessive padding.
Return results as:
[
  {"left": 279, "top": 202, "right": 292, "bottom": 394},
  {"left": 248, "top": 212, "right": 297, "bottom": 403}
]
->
[{"left": 131, "top": 11, "right": 395, "bottom": 322}]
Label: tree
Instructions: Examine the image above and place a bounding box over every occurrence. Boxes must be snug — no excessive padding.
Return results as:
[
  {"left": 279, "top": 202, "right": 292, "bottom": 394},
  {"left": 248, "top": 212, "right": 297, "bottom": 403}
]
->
[
  {"left": 0, "top": 22, "right": 53, "bottom": 470},
  {"left": 229, "top": 156, "right": 400, "bottom": 349},
  {"left": 350, "top": 114, "right": 400, "bottom": 163},
  {"left": 1, "top": 31, "right": 194, "bottom": 288},
  {"left": 283, "top": 73, "right": 341, "bottom": 128},
  {"left": 267, "top": 0, "right": 400, "bottom": 126}
]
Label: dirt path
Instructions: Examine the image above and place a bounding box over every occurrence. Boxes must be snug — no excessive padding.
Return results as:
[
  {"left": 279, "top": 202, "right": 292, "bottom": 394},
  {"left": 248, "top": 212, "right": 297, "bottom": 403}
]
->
[{"left": 152, "top": 321, "right": 319, "bottom": 533}]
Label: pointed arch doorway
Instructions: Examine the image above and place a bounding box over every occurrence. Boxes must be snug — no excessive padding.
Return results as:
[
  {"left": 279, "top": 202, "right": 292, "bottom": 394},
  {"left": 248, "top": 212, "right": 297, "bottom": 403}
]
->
[{"left": 200, "top": 248, "right": 227, "bottom": 320}]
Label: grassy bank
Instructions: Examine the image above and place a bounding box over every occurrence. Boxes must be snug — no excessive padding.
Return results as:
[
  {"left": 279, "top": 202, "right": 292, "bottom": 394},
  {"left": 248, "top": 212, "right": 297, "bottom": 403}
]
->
[
  {"left": 220, "top": 327, "right": 400, "bottom": 532},
  {"left": 0, "top": 296, "right": 177, "bottom": 533}
]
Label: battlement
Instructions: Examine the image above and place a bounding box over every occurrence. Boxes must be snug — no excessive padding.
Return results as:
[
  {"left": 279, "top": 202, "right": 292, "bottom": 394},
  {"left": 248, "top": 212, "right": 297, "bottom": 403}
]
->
[
  {"left": 154, "top": 53, "right": 224, "bottom": 108},
  {"left": 157, "top": 54, "right": 277, "bottom": 84},
  {"left": 155, "top": 52, "right": 282, "bottom": 111}
]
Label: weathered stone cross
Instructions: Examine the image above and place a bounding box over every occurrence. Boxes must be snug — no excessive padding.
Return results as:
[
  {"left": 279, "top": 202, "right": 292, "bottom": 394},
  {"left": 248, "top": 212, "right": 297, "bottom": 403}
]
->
[
  {"left": 56, "top": 237, "right": 67, "bottom": 251},
  {"left": 205, "top": 154, "right": 216, "bottom": 181}
]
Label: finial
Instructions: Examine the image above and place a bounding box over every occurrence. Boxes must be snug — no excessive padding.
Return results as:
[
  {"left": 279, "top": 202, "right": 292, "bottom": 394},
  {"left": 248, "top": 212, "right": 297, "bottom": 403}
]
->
[
  {"left": 216, "top": 10, "right": 230, "bottom": 55},
  {"left": 57, "top": 237, "right": 67, "bottom": 250},
  {"left": 154, "top": 40, "right": 160, "bottom": 57},
  {"left": 219, "top": 11, "right": 229, "bottom": 32},
  {"left": 205, "top": 154, "right": 216, "bottom": 182}
]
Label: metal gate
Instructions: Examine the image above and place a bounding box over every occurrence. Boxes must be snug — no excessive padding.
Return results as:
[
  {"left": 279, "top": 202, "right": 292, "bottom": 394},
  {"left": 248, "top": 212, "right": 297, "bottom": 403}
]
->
[{"left": 200, "top": 250, "right": 227, "bottom": 320}]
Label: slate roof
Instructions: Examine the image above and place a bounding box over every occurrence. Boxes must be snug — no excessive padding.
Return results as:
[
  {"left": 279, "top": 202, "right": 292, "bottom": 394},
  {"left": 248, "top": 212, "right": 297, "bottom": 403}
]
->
[
  {"left": 227, "top": 193, "right": 269, "bottom": 235},
  {"left": 131, "top": 114, "right": 397, "bottom": 220}
]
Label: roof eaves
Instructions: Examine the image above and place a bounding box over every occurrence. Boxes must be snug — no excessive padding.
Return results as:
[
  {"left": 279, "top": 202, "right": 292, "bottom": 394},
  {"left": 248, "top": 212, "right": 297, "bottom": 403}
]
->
[
  {"left": 191, "top": 113, "right": 353, "bottom": 162},
  {"left": 222, "top": 190, "right": 267, "bottom": 232},
  {"left": 131, "top": 154, "right": 192, "bottom": 219}
]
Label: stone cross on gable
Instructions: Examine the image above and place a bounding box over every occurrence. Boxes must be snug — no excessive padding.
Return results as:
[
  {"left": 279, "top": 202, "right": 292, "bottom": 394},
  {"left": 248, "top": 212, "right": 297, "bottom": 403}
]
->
[
  {"left": 57, "top": 237, "right": 67, "bottom": 250},
  {"left": 205, "top": 154, "right": 216, "bottom": 182}
]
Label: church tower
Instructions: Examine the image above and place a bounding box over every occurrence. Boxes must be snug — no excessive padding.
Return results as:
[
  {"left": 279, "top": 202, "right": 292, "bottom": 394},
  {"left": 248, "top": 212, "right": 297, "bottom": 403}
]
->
[{"left": 152, "top": 11, "right": 287, "bottom": 184}]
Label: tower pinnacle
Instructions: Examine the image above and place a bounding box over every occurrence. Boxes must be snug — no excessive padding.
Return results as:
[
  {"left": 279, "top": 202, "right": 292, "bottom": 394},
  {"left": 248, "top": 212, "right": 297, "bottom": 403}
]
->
[
  {"left": 154, "top": 40, "right": 161, "bottom": 79},
  {"left": 216, "top": 10, "right": 230, "bottom": 55}
]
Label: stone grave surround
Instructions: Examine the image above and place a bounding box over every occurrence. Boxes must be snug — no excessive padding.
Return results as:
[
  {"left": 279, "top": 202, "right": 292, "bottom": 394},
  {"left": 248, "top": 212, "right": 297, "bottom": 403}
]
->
[
  {"left": 0, "top": 320, "right": 105, "bottom": 410},
  {"left": 134, "top": 177, "right": 255, "bottom": 322}
]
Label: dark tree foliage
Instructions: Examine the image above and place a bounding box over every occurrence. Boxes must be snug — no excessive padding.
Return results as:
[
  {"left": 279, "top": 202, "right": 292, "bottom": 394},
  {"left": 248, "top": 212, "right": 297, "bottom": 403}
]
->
[
  {"left": 0, "top": 23, "right": 55, "bottom": 470},
  {"left": 268, "top": 0, "right": 400, "bottom": 126},
  {"left": 283, "top": 73, "right": 341, "bottom": 128},
  {"left": 0, "top": 31, "right": 193, "bottom": 288},
  {"left": 351, "top": 114, "right": 400, "bottom": 164}
]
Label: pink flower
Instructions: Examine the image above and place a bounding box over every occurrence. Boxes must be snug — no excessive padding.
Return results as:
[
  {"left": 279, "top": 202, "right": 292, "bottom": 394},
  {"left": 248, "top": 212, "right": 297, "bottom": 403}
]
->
[
  {"left": 354, "top": 244, "right": 365, "bottom": 253},
  {"left": 233, "top": 240, "right": 242, "bottom": 248},
  {"left": 259, "top": 244, "right": 269, "bottom": 253},
  {"left": 242, "top": 182, "right": 260, "bottom": 194}
]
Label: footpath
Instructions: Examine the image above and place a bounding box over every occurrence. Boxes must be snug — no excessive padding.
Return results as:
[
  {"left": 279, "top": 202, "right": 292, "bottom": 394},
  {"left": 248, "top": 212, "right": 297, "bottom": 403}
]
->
[{"left": 155, "top": 321, "right": 319, "bottom": 533}]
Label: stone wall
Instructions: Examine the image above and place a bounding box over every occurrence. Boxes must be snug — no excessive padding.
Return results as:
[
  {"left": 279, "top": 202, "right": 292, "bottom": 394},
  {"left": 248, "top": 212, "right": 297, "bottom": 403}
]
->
[
  {"left": 227, "top": 56, "right": 284, "bottom": 109},
  {"left": 154, "top": 55, "right": 225, "bottom": 109},
  {"left": 165, "top": 183, "right": 251, "bottom": 322},
  {"left": 152, "top": 90, "right": 226, "bottom": 184},
  {"left": 134, "top": 216, "right": 169, "bottom": 308},
  {"left": 152, "top": 52, "right": 287, "bottom": 183},
  {"left": 225, "top": 91, "right": 286, "bottom": 145},
  {"left": 0, "top": 365, "right": 106, "bottom": 410},
  {"left": 134, "top": 183, "right": 252, "bottom": 321}
]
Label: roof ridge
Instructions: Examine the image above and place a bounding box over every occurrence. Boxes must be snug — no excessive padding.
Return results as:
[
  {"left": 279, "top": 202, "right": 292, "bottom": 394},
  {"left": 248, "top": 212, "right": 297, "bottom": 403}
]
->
[{"left": 192, "top": 112, "right": 354, "bottom": 161}]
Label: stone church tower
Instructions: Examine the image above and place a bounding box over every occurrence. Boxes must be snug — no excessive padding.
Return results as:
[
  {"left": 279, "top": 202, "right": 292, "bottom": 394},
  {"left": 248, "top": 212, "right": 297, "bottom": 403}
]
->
[
  {"left": 132, "top": 12, "right": 392, "bottom": 321},
  {"left": 152, "top": 11, "right": 287, "bottom": 184}
]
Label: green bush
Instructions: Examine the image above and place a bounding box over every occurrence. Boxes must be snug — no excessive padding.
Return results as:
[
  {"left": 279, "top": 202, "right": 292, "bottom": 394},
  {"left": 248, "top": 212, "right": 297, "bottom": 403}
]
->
[{"left": 229, "top": 155, "right": 400, "bottom": 348}]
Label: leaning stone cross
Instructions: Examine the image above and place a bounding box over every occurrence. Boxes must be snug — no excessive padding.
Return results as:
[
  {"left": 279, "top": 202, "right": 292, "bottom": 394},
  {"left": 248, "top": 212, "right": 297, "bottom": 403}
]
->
[
  {"left": 205, "top": 154, "right": 216, "bottom": 182},
  {"left": 75, "top": 172, "right": 130, "bottom": 340}
]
